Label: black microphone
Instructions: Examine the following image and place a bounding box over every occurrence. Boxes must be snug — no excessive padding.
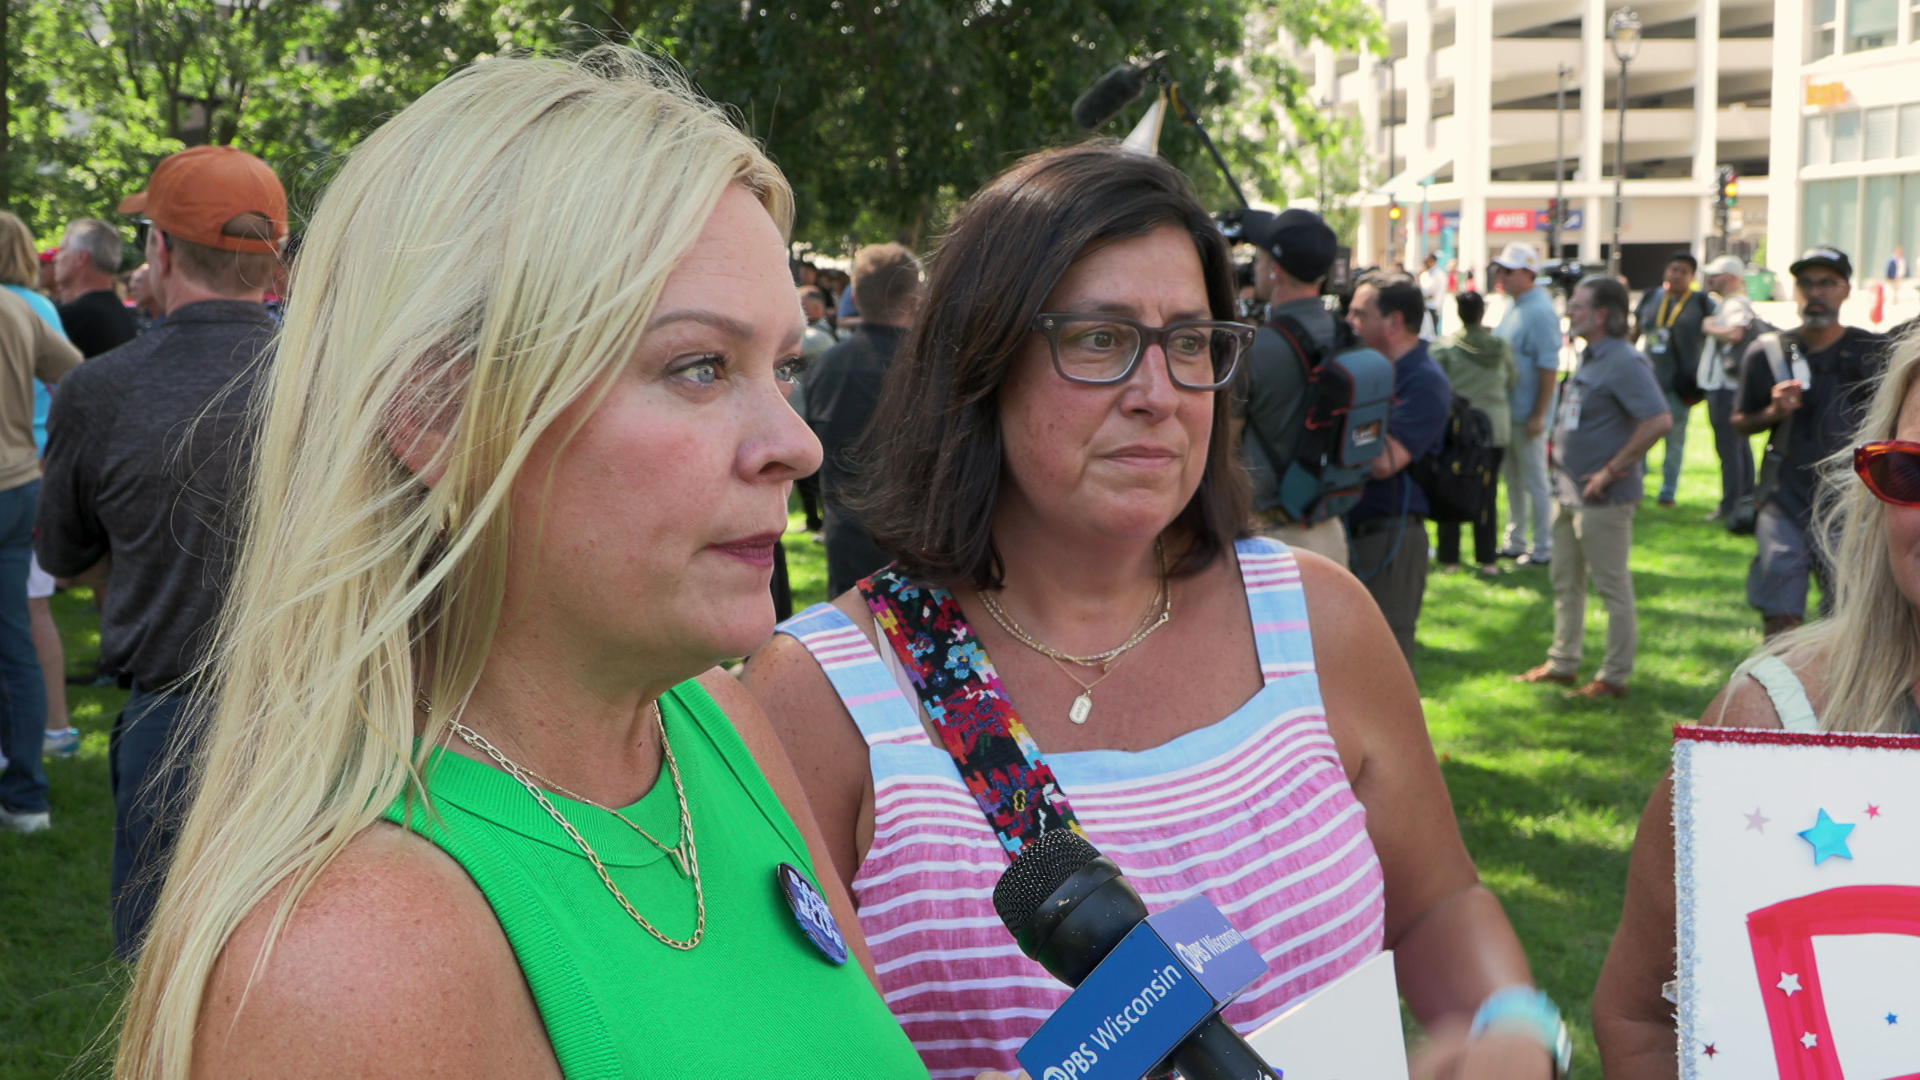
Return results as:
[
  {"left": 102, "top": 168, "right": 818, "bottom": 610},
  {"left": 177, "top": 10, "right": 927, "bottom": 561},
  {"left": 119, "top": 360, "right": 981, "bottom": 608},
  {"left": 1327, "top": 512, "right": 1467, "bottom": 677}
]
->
[
  {"left": 1071, "top": 64, "right": 1149, "bottom": 129},
  {"left": 993, "top": 829, "right": 1278, "bottom": 1080}
]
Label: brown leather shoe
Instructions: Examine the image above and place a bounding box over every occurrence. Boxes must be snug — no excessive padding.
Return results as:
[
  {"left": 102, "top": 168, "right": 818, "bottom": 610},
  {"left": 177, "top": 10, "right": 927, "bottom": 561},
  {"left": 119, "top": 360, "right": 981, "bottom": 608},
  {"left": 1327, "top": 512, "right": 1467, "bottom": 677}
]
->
[
  {"left": 1567, "top": 679, "right": 1629, "bottom": 699},
  {"left": 1514, "top": 663, "right": 1576, "bottom": 686}
]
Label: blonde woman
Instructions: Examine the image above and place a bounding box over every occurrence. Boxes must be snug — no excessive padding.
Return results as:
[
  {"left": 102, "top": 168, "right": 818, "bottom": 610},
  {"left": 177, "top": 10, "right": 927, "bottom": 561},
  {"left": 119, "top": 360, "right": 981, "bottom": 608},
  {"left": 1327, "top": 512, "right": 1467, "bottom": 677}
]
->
[
  {"left": 1591, "top": 330, "right": 1914, "bottom": 1075},
  {"left": 115, "top": 52, "right": 929, "bottom": 1078}
]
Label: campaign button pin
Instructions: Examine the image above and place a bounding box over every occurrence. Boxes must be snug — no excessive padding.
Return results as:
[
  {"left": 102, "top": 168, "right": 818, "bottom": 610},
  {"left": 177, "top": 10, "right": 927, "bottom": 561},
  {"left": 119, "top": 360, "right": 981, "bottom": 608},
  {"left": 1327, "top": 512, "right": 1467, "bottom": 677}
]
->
[{"left": 776, "top": 862, "right": 849, "bottom": 965}]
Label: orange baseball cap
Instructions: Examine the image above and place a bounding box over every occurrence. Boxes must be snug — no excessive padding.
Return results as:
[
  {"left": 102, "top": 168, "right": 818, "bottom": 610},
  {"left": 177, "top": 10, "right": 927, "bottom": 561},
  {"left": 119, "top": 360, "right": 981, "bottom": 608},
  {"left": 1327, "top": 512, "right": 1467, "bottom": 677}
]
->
[{"left": 118, "top": 145, "right": 287, "bottom": 254}]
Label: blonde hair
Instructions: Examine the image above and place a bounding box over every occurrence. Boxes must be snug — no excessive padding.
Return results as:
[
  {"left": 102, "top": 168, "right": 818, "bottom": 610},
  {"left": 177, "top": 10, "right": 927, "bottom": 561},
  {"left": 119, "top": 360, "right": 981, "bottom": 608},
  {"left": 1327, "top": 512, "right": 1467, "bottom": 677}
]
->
[
  {"left": 1739, "top": 328, "right": 1920, "bottom": 731},
  {"left": 115, "top": 49, "right": 790, "bottom": 1079},
  {"left": 0, "top": 212, "right": 41, "bottom": 288}
]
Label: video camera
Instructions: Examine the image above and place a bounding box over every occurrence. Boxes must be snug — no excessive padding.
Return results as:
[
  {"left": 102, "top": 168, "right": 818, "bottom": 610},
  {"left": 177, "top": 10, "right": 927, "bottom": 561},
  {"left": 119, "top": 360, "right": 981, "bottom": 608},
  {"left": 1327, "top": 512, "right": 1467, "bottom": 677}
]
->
[{"left": 1540, "top": 257, "right": 1587, "bottom": 298}]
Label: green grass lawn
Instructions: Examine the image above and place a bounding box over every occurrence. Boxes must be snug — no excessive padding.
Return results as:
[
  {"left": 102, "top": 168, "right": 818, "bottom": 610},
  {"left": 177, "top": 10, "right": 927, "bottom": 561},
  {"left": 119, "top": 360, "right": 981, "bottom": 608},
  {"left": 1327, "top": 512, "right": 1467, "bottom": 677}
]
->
[
  {"left": 1, "top": 404, "right": 1762, "bottom": 1077},
  {"left": 0, "top": 588, "right": 129, "bottom": 1080}
]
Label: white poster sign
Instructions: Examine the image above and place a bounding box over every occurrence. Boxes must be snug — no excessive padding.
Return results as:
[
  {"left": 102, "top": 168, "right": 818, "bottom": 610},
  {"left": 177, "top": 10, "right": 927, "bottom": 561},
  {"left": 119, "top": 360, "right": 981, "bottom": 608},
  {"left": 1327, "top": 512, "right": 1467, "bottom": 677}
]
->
[{"left": 1675, "top": 726, "right": 1920, "bottom": 1079}]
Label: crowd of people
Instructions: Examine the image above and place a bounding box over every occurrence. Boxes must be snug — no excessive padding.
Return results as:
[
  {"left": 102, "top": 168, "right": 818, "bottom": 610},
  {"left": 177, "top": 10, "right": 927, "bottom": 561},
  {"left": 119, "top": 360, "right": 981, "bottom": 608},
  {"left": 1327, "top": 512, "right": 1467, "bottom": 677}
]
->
[{"left": 2, "top": 45, "right": 1916, "bottom": 1080}]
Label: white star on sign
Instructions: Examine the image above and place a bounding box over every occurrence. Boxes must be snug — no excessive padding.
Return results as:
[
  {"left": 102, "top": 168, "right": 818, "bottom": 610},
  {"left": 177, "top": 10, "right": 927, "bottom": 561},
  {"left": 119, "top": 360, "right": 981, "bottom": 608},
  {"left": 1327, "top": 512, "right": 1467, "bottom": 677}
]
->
[
  {"left": 1801, "top": 1032, "right": 1819, "bottom": 1049},
  {"left": 1778, "top": 973, "right": 1803, "bottom": 996}
]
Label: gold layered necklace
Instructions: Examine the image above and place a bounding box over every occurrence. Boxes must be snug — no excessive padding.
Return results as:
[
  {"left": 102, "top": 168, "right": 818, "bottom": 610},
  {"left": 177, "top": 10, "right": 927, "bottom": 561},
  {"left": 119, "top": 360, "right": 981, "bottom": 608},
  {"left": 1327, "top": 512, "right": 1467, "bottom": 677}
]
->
[
  {"left": 441, "top": 701, "right": 705, "bottom": 950},
  {"left": 977, "top": 540, "right": 1171, "bottom": 725}
]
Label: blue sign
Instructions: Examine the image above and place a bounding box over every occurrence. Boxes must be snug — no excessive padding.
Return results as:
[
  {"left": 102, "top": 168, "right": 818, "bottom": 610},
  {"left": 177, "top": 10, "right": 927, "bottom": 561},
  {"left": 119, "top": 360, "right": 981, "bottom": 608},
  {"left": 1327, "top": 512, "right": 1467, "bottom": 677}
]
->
[
  {"left": 1016, "top": 896, "right": 1274, "bottom": 1080},
  {"left": 1534, "top": 208, "right": 1584, "bottom": 232}
]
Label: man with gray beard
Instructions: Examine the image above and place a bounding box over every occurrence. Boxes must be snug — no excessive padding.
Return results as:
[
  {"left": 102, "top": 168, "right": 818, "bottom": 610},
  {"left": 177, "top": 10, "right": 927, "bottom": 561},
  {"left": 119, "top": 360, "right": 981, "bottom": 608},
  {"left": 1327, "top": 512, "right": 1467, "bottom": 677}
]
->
[{"left": 1731, "top": 247, "right": 1887, "bottom": 637}]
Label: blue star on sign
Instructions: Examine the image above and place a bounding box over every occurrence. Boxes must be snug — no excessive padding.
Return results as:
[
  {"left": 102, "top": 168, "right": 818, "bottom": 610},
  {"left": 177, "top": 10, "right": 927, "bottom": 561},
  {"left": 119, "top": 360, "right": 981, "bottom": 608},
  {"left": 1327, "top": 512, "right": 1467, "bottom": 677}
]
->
[
  {"left": 1798, "top": 809, "right": 1855, "bottom": 864},
  {"left": 1889, "top": 1013, "right": 1900, "bottom": 1026}
]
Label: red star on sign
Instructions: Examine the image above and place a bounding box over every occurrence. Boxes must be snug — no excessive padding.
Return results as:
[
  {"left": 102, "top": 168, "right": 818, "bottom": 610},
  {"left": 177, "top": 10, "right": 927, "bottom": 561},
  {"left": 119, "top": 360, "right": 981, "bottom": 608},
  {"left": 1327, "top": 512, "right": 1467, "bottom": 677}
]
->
[
  {"left": 1867, "top": 804, "right": 1883, "bottom": 818},
  {"left": 1703, "top": 1043, "right": 1719, "bottom": 1058}
]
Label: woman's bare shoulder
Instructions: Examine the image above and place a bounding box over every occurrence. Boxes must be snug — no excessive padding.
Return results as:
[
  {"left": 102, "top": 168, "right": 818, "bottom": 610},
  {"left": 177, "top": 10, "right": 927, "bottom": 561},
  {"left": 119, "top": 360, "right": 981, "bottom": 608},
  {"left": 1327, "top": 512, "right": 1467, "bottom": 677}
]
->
[
  {"left": 194, "top": 820, "right": 557, "bottom": 1079},
  {"left": 1699, "top": 646, "right": 1829, "bottom": 732}
]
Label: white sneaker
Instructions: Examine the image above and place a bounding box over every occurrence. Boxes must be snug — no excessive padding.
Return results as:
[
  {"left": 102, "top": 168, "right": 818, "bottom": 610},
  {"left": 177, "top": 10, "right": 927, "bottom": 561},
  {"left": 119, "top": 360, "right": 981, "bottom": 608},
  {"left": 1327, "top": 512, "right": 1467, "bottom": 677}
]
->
[
  {"left": 43, "top": 727, "right": 80, "bottom": 759},
  {"left": 0, "top": 804, "right": 50, "bottom": 833}
]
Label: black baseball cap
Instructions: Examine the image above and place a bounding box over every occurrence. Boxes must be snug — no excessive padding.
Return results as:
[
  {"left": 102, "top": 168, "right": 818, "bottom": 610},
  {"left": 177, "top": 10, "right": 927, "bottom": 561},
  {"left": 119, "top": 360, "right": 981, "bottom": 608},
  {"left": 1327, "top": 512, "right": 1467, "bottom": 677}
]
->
[
  {"left": 1790, "top": 246, "right": 1852, "bottom": 281},
  {"left": 1236, "top": 208, "right": 1337, "bottom": 285}
]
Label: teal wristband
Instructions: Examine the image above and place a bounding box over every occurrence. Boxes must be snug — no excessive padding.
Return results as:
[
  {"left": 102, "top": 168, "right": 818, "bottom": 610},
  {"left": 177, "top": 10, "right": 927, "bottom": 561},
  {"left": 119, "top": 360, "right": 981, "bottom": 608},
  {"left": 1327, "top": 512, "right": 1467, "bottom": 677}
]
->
[{"left": 1470, "top": 986, "right": 1571, "bottom": 1079}]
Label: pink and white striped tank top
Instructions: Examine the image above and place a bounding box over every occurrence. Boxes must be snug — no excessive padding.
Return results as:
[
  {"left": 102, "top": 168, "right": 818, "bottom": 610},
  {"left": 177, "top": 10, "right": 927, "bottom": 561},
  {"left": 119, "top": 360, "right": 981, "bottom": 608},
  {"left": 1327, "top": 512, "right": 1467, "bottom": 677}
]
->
[{"left": 775, "top": 538, "right": 1385, "bottom": 1079}]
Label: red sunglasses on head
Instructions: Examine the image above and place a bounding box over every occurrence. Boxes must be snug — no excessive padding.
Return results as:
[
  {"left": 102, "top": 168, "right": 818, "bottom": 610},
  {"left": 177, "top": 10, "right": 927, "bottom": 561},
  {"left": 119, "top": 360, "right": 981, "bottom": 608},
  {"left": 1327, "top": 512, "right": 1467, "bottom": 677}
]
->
[{"left": 1855, "top": 441, "right": 1920, "bottom": 506}]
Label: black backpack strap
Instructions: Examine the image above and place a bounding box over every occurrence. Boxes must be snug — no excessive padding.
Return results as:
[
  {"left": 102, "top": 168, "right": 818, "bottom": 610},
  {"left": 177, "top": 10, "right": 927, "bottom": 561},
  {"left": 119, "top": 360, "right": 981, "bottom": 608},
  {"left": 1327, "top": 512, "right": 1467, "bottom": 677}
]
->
[{"left": 1266, "top": 312, "right": 1324, "bottom": 378}]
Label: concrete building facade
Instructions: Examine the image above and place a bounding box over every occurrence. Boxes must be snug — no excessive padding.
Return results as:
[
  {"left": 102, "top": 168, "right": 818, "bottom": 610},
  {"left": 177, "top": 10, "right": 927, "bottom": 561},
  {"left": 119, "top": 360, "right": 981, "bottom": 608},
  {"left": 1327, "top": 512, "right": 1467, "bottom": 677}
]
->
[
  {"left": 1770, "top": 0, "right": 1920, "bottom": 287},
  {"left": 1294, "top": 0, "right": 1777, "bottom": 289}
]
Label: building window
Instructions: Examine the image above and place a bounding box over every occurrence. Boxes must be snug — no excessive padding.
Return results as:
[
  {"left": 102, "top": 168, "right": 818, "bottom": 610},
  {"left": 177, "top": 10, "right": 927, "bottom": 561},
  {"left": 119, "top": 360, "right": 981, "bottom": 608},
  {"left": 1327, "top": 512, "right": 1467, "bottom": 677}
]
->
[
  {"left": 1813, "top": 0, "right": 1838, "bottom": 57},
  {"left": 1902, "top": 105, "right": 1920, "bottom": 158},
  {"left": 1867, "top": 107, "right": 1899, "bottom": 159},
  {"left": 1864, "top": 175, "right": 1901, "bottom": 280},
  {"left": 1807, "top": 114, "right": 1834, "bottom": 166},
  {"left": 1804, "top": 178, "right": 1861, "bottom": 256},
  {"left": 1906, "top": 175, "right": 1920, "bottom": 277},
  {"left": 1848, "top": 0, "right": 1898, "bottom": 50},
  {"left": 1836, "top": 110, "right": 1864, "bottom": 162}
]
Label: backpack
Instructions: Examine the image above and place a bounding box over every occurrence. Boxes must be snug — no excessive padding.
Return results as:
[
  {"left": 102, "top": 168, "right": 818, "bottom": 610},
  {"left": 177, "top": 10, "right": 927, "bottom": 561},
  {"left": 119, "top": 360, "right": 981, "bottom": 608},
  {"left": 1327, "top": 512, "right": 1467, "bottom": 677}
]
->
[
  {"left": 1657, "top": 290, "right": 1717, "bottom": 407},
  {"left": 1409, "top": 393, "right": 1498, "bottom": 524},
  {"left": 1251, "top": 314, "right": 1396, "bottom": 526},
  {"left": 1725, "top": 330, "right": 1799, "bottom": 536}
]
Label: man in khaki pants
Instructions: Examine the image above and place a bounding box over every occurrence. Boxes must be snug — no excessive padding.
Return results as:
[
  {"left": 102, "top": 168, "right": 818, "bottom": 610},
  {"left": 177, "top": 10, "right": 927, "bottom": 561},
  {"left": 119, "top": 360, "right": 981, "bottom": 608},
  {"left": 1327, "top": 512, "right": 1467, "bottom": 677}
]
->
[{"left": 1515, "top": 277, "right": 1671, "bottom": 698}]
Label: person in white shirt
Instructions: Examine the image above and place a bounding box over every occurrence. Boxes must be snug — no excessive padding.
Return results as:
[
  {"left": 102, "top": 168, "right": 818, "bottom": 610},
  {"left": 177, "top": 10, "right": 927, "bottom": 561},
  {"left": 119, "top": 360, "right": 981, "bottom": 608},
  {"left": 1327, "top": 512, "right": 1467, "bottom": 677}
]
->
[
  {"left": 1419, "top": 252, "right": 1447, "bottom": 338},
  {"left": 1697, "top": 255, "right": 1757, "bottom": 520}
]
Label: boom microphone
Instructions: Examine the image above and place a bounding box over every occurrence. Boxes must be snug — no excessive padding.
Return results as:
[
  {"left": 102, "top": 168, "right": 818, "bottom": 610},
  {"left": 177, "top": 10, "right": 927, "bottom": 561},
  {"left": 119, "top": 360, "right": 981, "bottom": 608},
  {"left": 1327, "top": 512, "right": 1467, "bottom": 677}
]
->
[
  {"left": 993, "top": 830, "right": 1279, "bottom": 1080},
  {"left": 1071, "top": 64, "right": 1149, "bottom": 129}
]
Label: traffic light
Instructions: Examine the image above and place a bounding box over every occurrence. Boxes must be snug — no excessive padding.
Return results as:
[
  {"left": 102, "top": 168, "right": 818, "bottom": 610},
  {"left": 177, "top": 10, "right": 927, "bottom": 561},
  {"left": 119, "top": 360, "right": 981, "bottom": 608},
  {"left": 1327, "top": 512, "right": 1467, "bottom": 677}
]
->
[
  {"left": 1716, "top": 164, "right": 1739, "bottom": 209},
  {"left": 1388, "top": 200, "right": 1403, "bottom": 222}
]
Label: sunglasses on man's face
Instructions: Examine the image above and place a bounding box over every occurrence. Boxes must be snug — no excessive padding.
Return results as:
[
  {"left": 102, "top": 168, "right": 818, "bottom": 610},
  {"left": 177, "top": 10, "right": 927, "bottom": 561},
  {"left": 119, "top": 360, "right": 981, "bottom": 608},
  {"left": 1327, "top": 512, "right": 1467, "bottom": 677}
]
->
[{"left": 1855, "top": 441, "right": 1920, "bottom": 506}]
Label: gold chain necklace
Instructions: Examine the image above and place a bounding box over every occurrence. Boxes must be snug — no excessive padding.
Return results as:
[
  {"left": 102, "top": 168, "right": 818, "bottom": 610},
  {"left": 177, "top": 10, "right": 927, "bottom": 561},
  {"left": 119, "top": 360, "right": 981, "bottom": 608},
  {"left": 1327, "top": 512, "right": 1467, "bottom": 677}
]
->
[
  {"left": 977, "top": 542, "right": 1171, "bottom": 725},
  {"left": 441, "top": 702, "right": 705, "bottom": 950}
]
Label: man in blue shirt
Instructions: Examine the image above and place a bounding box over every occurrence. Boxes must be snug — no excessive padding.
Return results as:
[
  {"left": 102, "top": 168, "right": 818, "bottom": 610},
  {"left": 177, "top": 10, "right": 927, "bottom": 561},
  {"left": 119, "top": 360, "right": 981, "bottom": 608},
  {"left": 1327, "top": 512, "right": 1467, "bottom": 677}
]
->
[
  {"left": 1491, "top": 242, "right": 1563, "bottom": 566},
  {"left": 1345, "top": 272, "right": 1451, "bottom": 661}
]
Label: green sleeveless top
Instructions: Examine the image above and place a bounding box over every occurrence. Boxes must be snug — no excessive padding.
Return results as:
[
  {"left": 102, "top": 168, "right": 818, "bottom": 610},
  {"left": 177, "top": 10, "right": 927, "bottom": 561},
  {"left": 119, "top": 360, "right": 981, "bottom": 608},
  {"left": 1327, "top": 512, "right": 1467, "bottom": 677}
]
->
[{"left": 384, "top": 680, "right": 929, "bottom": 1079}]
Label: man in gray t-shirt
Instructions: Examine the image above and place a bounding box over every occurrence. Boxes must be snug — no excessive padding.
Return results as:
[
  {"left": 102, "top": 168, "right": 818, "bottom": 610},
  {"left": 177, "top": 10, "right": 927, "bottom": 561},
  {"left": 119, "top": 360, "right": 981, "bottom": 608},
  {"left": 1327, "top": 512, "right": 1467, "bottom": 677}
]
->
[{"left": 1516, "top": 277, "right": 1671, "bottom": 698}]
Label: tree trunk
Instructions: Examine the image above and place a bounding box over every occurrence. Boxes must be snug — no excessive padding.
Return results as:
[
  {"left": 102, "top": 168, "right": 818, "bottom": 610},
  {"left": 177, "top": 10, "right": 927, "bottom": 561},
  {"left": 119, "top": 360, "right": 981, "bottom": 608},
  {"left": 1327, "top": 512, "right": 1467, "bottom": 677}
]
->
[{"left": 0, "top": 0, "right": 12, "bottom": 207}]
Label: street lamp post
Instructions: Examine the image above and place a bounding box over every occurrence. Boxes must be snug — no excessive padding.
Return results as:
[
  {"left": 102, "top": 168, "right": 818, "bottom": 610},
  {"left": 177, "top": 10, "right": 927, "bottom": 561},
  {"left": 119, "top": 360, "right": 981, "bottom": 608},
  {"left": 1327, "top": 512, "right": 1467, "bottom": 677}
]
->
[
  {"left": 1551, "top": 64, "right": 1570, "bottom": 262},
  {"left": 1608, "top": 8, "right": 1641, "bottom": 280}
]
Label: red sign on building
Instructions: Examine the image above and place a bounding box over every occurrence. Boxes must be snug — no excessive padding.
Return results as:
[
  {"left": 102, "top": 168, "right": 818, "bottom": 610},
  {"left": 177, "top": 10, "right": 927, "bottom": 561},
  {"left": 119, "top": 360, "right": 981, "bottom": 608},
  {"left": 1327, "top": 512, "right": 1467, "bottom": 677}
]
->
[{"left": 1487, "top": 208, "right": 1535, "bottom": 232}]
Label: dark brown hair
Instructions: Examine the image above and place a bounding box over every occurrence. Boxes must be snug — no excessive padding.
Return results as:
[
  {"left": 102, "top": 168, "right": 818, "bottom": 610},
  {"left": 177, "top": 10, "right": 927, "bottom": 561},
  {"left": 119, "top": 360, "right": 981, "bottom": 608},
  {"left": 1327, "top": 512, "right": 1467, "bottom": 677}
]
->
[
  {"left": 851, "top": 142, "right": 1250, "bottom": 592},
  {"left": 1356, "top": 270, "right": 1424, "bottom": 336}
]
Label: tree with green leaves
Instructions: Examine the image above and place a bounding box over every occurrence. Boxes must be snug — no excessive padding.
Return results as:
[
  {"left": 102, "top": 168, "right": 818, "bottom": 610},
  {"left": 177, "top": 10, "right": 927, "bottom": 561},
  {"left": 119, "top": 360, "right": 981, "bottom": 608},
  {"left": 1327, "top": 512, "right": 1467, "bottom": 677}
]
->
[{"left": 4, "top": 0, "right": 1382, "bottom": 256}]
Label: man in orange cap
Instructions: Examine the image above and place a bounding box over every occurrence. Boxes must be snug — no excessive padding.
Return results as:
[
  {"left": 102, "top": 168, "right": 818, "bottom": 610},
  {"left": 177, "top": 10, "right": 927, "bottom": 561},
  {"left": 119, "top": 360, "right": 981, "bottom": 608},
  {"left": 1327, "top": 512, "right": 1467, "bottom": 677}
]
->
[{"left": 37, "top": 144, "right": 287, "bottom": 954}]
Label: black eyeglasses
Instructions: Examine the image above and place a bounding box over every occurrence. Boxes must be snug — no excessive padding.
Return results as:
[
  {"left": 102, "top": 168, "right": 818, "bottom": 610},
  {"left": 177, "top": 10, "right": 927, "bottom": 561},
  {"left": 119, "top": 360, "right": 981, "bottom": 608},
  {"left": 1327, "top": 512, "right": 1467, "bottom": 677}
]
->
[{"left": 1030, "top": 313, "right": 1253, "bottom": 391}]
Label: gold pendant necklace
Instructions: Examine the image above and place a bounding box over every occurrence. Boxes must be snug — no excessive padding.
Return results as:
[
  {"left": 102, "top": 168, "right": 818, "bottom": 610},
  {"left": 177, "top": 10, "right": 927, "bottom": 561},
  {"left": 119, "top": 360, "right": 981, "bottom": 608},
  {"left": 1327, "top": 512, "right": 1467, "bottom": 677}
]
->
[
  {"left": 977, "top": 540, "right": 1171, "bottom": 725},
  {"left": 442, "top": 702, "right": 705, "bottom": 950}
]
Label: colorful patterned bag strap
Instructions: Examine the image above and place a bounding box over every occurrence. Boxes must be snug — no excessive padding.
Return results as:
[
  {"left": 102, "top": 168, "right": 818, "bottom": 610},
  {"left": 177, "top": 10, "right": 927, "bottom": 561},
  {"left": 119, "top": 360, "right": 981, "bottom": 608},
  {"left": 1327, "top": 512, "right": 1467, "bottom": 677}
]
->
[{"left": 858, "top": 564, "right": 1084, "bottom": 857}]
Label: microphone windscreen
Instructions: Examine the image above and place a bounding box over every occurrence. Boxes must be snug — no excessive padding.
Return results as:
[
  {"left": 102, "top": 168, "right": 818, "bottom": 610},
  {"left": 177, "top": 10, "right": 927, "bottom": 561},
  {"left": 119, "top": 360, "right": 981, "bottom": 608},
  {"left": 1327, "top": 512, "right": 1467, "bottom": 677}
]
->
[
  {"left": 1070, "top": 64, "right": 1148, "bottom": 129},
  {"left": 992, "top": 828, "right": 1102, "bottom": 934}
]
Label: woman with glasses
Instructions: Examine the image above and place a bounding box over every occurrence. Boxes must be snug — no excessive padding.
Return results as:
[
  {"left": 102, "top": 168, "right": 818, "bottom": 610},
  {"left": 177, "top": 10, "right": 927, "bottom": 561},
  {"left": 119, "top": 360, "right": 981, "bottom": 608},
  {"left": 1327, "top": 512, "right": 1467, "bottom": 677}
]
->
[
  {"left": 744, "top": 145, "right": 1561, "bottom": 1080},
  {"left": 1593, "top": 334, "right": 1920, "bottom": 1075}
]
